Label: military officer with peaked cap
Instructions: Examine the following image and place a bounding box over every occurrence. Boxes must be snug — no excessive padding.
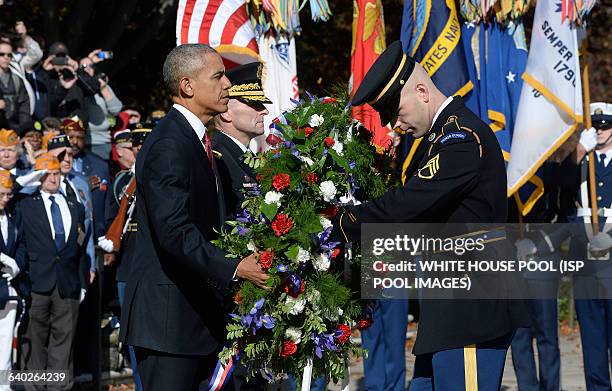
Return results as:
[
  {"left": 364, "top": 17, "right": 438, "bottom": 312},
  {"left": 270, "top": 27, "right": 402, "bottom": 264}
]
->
[
  {"left": 332, "top": 40, "right": 530, "bottom": 390},
  {"left": 212, "top": 62, "right": 270, "bottom": 219}
]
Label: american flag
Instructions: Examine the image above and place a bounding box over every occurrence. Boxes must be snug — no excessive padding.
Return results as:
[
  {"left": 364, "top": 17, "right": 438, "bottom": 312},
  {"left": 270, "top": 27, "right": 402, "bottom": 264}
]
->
[{"left": 176, "top": 0, "right": 260, "bottom": 67}]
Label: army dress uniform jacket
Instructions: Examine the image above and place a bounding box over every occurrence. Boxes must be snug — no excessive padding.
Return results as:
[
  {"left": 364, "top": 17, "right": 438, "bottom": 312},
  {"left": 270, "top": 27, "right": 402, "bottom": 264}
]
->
[
  {"left": 336, "top": 97, "right": 529, "bottom": 355},
  {"left": 212, "top": 130, "right": 256, "bottom": 218},
  {"left": 120, "top": 107, "right": 238, "bottom": 356}
]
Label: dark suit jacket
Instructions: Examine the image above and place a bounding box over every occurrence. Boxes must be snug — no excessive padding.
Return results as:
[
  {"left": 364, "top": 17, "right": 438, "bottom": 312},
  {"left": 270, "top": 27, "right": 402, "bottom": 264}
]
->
[
  {"left": 212, "top": 130, "right": 256, "bottom": 218},
  {"left": 121, "top": 107, "right": 239, "bottom": 356},
  {"left": 72, "top": 151, "right": 110, "bottom": 239},
  {"left": 0, "top": 209, "right": 28, "bottom": 309},
  {"left": 19, "top": 193, "right": 89, "bottom": 300}
]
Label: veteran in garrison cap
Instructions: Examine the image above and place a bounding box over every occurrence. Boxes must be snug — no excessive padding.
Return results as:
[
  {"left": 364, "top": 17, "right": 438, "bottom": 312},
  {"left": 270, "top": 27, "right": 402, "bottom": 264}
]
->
[
  {"left": 332, "top": 41, "right": 530, "bottom": 391},
  {"left": 212, "top": 62, "right": 270, "bottom": 219}
]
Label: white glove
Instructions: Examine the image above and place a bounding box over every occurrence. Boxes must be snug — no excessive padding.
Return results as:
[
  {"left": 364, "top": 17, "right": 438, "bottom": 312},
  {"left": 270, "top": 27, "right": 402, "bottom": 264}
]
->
[
  {"left": 0, "top": 253, "right": 19, "bottom": 280},
  {"left": 515, "top": 238, "right": 537, "bottom": 261},
  {"left": 80, "top": 289, "right": 86, "bottom": 304},
  {"left": 15, "top": 169, "right": 47, "bottom": 188},
  {"left": 97, "top": 236, "right": 115, "bottom": 253},
  {"left": 590, "top": 232, "right": 612, "bottom": 252},
  {"left": 579, "top": 127, "right": 598, "bottom": 152}
]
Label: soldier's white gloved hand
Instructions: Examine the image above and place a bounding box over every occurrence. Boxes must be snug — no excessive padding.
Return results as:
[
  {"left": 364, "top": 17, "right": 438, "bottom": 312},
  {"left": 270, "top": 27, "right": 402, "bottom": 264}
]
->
[
  {"left": 0, "top": 253, "right": 19, "bottom": 280},
  {"left": 590, "top": 232, "right": 612, "bottom": 252},
  {"left": 97, "top": 236, "right": 115, "bottom": 253},
  {"left": 80, "top": 289, "right": 86, "bottom": 303},
  {"left": 579, "top": 127, "right": 598, "bottom": 152},
  {"left": 515, "top": 238, "right": 537, "bottom": 261},
  {"left": 15, "top": 169, "right": 47, "bottom": 188}
]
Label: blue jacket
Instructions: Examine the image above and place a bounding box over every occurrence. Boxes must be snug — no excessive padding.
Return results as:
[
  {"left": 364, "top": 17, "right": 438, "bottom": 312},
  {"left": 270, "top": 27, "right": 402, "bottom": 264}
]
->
[
  {"left": 0, "top": 209, "right": 28, "bottom": 309},
  {"left": 71, "top": 151, "right": 109, "bottom": 239}
]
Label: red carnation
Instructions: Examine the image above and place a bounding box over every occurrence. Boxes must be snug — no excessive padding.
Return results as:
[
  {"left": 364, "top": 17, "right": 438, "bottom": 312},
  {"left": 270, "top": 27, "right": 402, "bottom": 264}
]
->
[
  {"left": 356, "top": 318, "right": 373, "bottom": 330},
  {"left": 322, "top": 205, "right": 339, "bottom": 218},
  {"left": 324, "top": 137, "right": 335, "bottom": 147},
  {"left": 284, "top": 280, "right": 305, "bottom": 298},
  {"left": 336, "top": 324, "right": 351, "bottom": 344},
  {"left": 331, "top": 248, "right": 341, "bottom": 259},
  {"left": 266, "top": 134, "right": 283, "bottom": 146},
  {"left": 272, "top": 173, "right": 291, "bottom": 191},
  {"left": 322, "top": 97, "right": 337, "bottom": 104},
  {"left": 280, "top": 340, "right": 298, "bottom": 358},
  {"left": 271, "top": 214, "right": 293, "bottom": 236},
  {"left": 305, "top": 127, "right": 314, "bottom": 137},
  {"left": 259, "top": 250, "right": 274, "bottom": 269},
  {"left": 256, "top": 173, "right": 264, "bottom": 182},
  {"left": 305, "top": 172, "right": 318, "bottom": 185}
]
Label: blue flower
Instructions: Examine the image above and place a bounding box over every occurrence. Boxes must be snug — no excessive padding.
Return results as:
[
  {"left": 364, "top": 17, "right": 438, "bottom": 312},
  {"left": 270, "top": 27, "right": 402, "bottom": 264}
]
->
[
  {"left": 236, "top": 225, "right": 251, "bottom": 236},
  {"left": 349, "top": 160, "right": 356, "bottom": 170},
  {"left": 310, "top": 332, "right": 338, "bottom": 359},
  {"left": 240, "top": 298, "right": 275, "bottom": 335},
  {"left": 277, "top": 264, "right": 289, "bottom": 273},
  {"left": 236, "top": 209, "right": 254, "bottom": 223}
]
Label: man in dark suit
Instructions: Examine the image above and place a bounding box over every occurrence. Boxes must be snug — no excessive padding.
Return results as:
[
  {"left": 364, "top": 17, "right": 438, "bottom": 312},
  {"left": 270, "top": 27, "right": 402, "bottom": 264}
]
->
[
  {"left": 19, "top": 153, "right": 89, "bottom": 390},
  {"left": 334, "top": 41, "right": 530, "bottom": 390},
  {"left": 0, "top": 169, "right": 27, "bottom": 378},
  {"left": 212, "top": 62, "right": 270, "bottom": 218},
  {"left": 120, "top": 44, "right": 269, "bottom": 391}
]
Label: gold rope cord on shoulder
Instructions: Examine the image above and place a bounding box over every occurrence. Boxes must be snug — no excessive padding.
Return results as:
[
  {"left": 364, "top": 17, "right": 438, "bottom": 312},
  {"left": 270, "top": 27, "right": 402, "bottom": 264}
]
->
[{"left": 464, "top": 344, "right": 478, "bottom": 391}]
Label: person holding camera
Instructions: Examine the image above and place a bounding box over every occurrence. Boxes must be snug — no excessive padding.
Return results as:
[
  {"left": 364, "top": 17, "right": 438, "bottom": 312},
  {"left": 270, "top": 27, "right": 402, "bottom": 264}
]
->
[
  {"left": 79, "top": 50, "right": 122, "bottom": 160},
  {"left": 34, "top": 42, "right": 88, "bottom": 122},
  {"left": 0, "top": 40, "right": 32, "bottom": 135}
]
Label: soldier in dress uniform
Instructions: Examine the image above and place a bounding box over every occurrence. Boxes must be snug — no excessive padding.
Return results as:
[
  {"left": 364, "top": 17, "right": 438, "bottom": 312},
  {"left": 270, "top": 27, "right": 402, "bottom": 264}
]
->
[
  {"left": 212, "top": 62, "right": 270, "bottom": 218},
  {"left": 517, "top": 102, "right": 612, "bottom": 390},
  {"left": 99, "top": 123, "right": 152, "bottom": 391},
  {"left": 332, "top": 41, "right": 530, "bottom": 390}
]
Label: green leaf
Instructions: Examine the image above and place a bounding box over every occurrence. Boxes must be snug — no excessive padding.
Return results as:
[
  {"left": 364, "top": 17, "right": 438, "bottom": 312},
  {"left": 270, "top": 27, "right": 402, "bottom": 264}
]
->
[
  {"left": 261, "top": 202, "right": 278, "bottom": 220},
  {"left": 285, "top": 244, "right": 299, "bottom": 261}
]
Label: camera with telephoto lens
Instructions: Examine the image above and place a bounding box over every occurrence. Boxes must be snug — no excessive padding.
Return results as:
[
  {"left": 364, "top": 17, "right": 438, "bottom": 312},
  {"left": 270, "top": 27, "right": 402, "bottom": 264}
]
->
[{"left": 51, "top": 54, "right": 68, "bottom": 66}]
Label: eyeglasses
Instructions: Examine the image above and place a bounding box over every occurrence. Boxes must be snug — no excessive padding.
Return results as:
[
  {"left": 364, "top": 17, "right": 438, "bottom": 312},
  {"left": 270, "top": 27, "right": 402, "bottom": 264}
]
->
[{"left": 0, "top": 53, "right": 12, "bottom": 58}]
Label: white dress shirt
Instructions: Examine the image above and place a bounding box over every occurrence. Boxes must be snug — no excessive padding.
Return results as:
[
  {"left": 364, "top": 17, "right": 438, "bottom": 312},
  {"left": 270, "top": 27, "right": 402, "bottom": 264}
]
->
[
  {"left": 429, "top": 96, "right": 454, "bottom": 132},
  {"left": 40, "top": 191, "right": 72, "bottom": 243},
  {"left": 173, "top": 103, "right": 207, "bottom": 147},
  {"left": 0, "top": 213, "right": 7, "bottom": 247},
  {"left": 221, "top": 132, "right": 249, "bottom": 153},
  {"left": 596, "top": 150, "right": 612, "bottom": 168}
]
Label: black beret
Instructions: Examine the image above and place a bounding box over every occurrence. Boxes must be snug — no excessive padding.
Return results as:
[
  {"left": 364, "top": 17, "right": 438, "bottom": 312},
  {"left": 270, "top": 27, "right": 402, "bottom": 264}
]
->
[
  {"left": 47, "top": 134, "right": 70, "bottom": 151},
  {"left": 227, "top": 62, "right": 272, "bottom": 104},
  {"left": 351, "top": 40, "right": 416, "bottom": 127}
]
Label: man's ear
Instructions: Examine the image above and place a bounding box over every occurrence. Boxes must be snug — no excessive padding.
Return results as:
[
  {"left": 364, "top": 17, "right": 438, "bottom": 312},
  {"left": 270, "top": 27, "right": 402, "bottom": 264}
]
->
[
  {"left": 179, "top": 77, "right": 194, "bottom": 98},
  {"left": 414, "top": 83, "right": 429, "bottom": 103}
]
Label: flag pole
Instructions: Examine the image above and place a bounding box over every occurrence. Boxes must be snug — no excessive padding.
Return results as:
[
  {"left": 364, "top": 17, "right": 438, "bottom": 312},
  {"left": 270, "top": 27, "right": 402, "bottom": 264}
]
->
[{"left": 582, "top": 60, "right": 598, "bottom": 232}]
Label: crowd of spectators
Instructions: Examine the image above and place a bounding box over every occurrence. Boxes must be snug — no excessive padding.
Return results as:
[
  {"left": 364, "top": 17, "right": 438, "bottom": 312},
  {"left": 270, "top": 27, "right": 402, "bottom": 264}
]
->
[{"left": 0, "top": 20, "right": 164, "bottom": 389}]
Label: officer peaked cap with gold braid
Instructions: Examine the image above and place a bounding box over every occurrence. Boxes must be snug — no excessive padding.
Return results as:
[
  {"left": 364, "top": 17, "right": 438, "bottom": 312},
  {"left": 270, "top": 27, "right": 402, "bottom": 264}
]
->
[
  {"left": 226, "top": 62, "right": 272, "bottom": 104},
  {"left": 351, "top": 40, "right": 416, "bottom": 127},
  {"left": 130, "top": 123, "right": 154, "bottom": 147}
]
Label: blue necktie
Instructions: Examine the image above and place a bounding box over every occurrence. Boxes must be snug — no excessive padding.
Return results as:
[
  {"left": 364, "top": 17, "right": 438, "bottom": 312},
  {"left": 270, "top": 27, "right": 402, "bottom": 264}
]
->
[{"left": 49, "top": 195, "right": 65, "bottom": 251}]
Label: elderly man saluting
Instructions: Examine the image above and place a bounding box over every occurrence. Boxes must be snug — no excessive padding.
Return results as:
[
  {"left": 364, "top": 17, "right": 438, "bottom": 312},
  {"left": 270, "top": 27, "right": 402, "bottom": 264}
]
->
[{"left": 120, "top": 44, "right": 268, "bottom": 390}]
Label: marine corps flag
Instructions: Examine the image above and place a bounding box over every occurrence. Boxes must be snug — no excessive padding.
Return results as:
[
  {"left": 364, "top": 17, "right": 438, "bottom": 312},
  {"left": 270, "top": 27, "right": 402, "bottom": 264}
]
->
[
  {"left": 507, "top": 0, "right": 583, "bottom": 195},
  {"left": 350, "top": 0, "right": 391, "bottom": 152}
]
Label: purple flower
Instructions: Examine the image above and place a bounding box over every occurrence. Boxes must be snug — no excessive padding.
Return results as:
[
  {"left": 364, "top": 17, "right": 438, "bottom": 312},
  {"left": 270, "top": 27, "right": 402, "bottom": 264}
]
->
[
  {"left": 290, "top": 98, "right": 302, "bottom": 107},
  {"left": 318, "top": 226, "right": 340, "bottom": 252},
  {"left": 277, "top": 264, "right": 289, "bottom": 273},
  {"left": 285, "top": 273, "right": 303, "bottom": 296},
  {"left": 305, "top": 91, "right": 316, "bottom": 103},
  {"left": 249, "top": 184, "right": 261, "bottom": 196},
  {"left": 311, "top": 332, "right": 338, "bottom": 359},
  {"left": 349, "top": 160, "right": 356, "bottom": 170},
  {"left": 236, "top": 209, "right": 254, "bottom": 224},
  {"left": 240, "top": 298, "right": 275, "bottom": 335},
  {"left": 236, "top": 225, "right": 251, "bottom": 236}
]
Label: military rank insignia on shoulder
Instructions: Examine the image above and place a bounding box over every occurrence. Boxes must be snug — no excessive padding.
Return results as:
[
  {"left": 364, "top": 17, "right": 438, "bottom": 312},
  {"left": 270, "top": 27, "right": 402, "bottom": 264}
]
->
[
  {"left": 417, "top": 154, "right": 440, "bottom": 179},
  {"left": 212, "top": 150, "right": 223, "bottom": 159}
]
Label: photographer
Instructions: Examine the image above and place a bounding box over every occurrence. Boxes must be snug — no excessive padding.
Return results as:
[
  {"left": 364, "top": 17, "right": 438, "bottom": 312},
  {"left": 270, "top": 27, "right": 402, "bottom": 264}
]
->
[
  {"left": 79, "top": 50, "right": 123, "bottom": 160},
  {"left": 0, "top": 40, "right": 31, "bottom": 135},
  {"left": 34, "top": 42, "right": 88, "bottom": 122}
]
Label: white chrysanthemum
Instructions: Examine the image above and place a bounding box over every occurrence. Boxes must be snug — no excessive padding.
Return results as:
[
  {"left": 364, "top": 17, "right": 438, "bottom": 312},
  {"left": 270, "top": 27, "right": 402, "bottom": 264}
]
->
[
  {"left": 285, "top": 327, "right": 302, "bottom": 343},
  {"left": 319, "top": 181, "right": 337, "bottom": 202},
  {"left": 338, "top": 308, "right": 344, "bottom": 316},
  {"left": 264, "top": 191, "right": 283, "bottom": 206},
  {"left": 247, "top": 240, "right": 257, "bottom": 252},
  {"left": 301, "top": 156, "right": 315, "bottom": 167},
  {"left": 332, "top": 141, "right": 344, "bottom": 156},
  {"left": 296, "top": 247, "right": 311, "bottom": 264},
  {"left": 309, "top": 114, "right": 324, "bottom": 127},
  {"left": 320, "top": 216, "right": 332, "bottom": 230},
  {"left": 286, "top": 296, "right": 306, "bottom": 315},
  {"left": 313, "top": 253, "right": 330, "bottom": 272}
]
